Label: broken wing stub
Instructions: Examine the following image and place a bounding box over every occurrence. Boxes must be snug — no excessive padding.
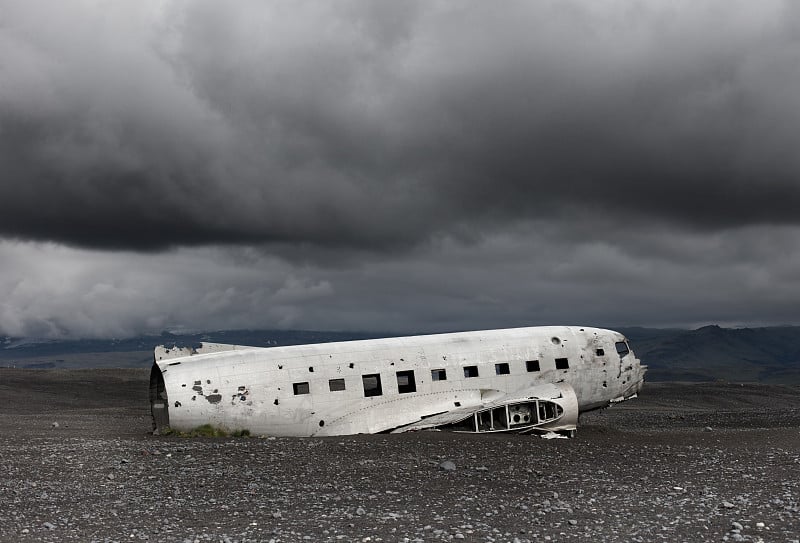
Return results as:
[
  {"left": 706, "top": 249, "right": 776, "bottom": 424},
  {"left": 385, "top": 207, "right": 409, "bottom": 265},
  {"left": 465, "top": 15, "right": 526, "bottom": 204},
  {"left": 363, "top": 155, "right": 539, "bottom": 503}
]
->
[{"left": 391, "top": 382, "right": 578, "bottom": 435}]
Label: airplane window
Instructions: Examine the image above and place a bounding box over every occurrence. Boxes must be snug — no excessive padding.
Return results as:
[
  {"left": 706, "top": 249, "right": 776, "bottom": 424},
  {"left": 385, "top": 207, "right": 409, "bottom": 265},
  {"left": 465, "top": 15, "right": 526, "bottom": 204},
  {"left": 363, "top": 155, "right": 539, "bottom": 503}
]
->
[
  {"left": 615, "top": 341, "right": 630, "bottom": 357},
  {"left": 495, "top": 363, "right": 510, "bottom": 375},
  {"left": 328, "top": 378, "right": 346, "bottom": 392},
  {"left": 431, "top": 368, "right": 447, "bottom": 381},
  {"left": 396, "top": 370, "right": 417, "bottom": 393},
  {"left": 362, "top": 374, "right": 383, "bottom": 397},
  {"left": 526, "top": 360, "right": 540, "bottom": 372},
  {"left": 463, "top": 366, "right": 479, "bottom": 378},
  {"left": 596, "top": 348, "right": 605, "bottom": 356},
  {"left": 293, "top": 382, "right": 310, "bottom": 395},
  {"left": 539, "top": 401, "right": 561, "bottom": 421},
  {"left": 555, "top": 358, "right": 569, "bottom": 370}
]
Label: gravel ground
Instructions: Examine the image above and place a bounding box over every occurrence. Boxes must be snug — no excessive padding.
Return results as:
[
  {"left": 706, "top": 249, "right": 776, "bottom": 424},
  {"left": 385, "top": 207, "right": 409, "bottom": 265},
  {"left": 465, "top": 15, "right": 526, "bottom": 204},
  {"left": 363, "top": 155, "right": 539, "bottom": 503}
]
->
[{"left": 1, "top": 369, "right": 800, "bottom": 542}]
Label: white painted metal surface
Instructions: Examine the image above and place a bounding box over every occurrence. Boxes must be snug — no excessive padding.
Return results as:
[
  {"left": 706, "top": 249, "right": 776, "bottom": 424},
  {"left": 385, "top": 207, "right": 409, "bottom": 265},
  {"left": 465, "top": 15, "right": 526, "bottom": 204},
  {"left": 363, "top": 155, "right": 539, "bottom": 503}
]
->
[{"left": 149, "top": 326, "right": 646, "bottom": 437}]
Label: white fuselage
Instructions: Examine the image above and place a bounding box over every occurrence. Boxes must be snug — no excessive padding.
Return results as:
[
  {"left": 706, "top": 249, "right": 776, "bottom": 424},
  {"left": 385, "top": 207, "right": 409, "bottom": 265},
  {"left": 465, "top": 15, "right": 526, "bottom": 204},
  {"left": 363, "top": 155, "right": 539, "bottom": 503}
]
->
[{"left": 150, "top": 326, "right": 645, "bottom": 436}]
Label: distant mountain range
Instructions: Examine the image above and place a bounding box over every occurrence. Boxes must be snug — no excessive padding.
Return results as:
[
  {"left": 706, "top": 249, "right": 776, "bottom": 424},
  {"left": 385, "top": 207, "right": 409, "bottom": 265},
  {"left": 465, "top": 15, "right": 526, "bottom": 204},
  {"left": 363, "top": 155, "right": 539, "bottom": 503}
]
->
[
  {"left": 0, "top": 330, "right": 389, "bottom": 370},
  {"left": 2, "top": 325, "right": 800, "bottom": 383},
  {"left": 618, "top": 325, "right": 800, "bottom": 383}
]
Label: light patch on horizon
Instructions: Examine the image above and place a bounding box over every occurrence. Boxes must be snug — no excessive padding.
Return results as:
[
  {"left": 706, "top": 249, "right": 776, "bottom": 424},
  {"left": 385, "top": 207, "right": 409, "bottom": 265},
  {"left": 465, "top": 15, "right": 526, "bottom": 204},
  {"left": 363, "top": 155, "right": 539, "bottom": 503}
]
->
[{"left": 2, "top": 223, "right": 799, "bottom": 338}]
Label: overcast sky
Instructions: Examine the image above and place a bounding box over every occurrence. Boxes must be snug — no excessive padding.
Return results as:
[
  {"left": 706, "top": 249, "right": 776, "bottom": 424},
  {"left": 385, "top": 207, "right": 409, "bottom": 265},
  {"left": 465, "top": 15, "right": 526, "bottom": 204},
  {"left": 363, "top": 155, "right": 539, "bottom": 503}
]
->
[{"left": 2, "top": 0, "right": 800, "bottom": 339}]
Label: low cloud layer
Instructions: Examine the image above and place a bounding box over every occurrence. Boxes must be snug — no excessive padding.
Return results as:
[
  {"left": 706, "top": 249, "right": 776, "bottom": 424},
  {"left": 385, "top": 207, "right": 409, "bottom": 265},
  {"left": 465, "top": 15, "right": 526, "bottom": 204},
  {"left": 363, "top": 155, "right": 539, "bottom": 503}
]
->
[
  {"left": 3, "top": 224, "right": 800, "bottom": 338},
  {"left": 2, "top": 1, "right": 800, "bottom": 337}
]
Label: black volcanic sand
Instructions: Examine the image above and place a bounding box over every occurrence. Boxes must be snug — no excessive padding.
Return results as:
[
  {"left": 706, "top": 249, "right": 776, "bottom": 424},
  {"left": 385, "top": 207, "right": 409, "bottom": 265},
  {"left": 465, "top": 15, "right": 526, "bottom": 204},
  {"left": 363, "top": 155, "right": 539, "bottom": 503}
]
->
[{"left": 1, "top": 369, "right": 800, "bottom": 543}]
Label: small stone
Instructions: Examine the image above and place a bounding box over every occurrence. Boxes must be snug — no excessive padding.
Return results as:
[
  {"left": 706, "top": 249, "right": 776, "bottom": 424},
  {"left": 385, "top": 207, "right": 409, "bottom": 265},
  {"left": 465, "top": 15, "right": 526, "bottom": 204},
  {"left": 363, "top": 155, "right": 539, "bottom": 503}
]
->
[
  {"left": 722, "top": 501, "right": 735, "bottom": 509},
  {"left": 439, "top": 461, "right": 456, "bottom": 472},
  {"left": 568, "top": 520, "right": 578, "bottom": 526},
  {"left": 454, "top": 534, "right": 465, "bottom": 539},
  {"left": 356, "top": 507, "right": 366, "bottom": 516},
  {"left": 51, "top": 422, "right": 59, "bottom": 428},
  {"left": 42, "top": 522, "right": 56, "bottom": 530},
  {"left": 731, "top": 521, "right": 743, "bottom": 531},
  {"left": 756, "top": 522, "right": 765, "bottom": 529},
  {"left": 704, "top": 426, "right": 713, "bottom": 432}
]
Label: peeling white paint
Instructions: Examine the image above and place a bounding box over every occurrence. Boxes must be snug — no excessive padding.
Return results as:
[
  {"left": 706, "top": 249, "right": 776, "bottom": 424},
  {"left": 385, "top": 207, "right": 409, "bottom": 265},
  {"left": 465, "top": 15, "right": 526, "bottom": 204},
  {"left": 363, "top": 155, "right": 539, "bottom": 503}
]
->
[{"left": 149, "top": 326, "right": 646, "bottom": 437}]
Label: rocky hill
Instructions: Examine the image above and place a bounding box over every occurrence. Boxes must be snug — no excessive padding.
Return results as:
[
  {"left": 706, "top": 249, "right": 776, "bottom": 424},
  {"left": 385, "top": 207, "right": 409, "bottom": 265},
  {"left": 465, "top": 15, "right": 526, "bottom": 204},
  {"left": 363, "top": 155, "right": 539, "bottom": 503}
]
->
[{"left": 620, "top": 325, "right": 800, "bottom": 383}]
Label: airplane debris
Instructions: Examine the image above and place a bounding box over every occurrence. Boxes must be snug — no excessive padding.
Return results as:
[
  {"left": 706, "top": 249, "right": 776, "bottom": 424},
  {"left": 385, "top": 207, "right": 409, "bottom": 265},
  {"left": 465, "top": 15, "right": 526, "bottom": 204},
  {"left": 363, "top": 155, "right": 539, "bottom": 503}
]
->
[{"left": 149, "top": 326, "right": 646, "bottom": 437}]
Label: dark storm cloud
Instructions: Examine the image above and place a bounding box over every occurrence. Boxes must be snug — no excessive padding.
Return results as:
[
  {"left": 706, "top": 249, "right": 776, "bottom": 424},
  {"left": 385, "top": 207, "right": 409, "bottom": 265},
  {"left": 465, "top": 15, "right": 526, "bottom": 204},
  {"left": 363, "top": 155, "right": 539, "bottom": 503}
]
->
[{"left": 2, "top": 1, "right": 800, "bottom": 251}]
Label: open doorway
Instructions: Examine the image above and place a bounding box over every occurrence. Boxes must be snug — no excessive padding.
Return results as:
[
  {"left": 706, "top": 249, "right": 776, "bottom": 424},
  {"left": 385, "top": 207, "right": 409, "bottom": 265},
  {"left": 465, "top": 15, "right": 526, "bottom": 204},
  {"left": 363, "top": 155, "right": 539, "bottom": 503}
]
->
[{"left": 149, "top": 363, "right": 170, "bottom": 431}]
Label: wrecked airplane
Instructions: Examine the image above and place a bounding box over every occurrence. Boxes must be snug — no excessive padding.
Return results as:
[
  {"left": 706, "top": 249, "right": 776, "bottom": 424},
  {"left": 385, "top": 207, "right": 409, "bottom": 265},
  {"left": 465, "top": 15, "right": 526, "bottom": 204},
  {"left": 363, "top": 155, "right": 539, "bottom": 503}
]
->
[{"left": 149, "top": 326, "right": 645, "bottom": 437}]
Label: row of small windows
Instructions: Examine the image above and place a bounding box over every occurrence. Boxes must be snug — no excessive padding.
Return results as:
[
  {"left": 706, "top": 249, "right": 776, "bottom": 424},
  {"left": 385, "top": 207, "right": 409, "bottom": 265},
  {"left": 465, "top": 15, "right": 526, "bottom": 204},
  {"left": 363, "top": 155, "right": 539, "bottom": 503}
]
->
[
  {"left": 292, "top": 348, "right": 612, "bottom": 386},
  {"left": 292, "top": 358, "right": 568, "bottom": 397}
]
